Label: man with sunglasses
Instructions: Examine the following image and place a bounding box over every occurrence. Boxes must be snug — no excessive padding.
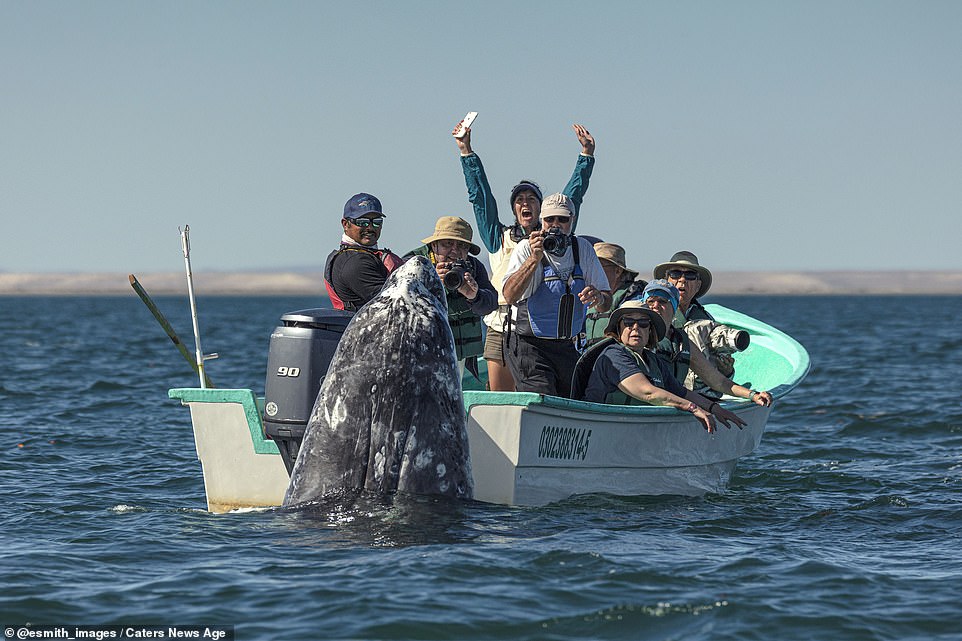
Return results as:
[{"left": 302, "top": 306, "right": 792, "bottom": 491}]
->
[
  {"left": 652, "top": 251, "right": 715, "bottom": 326},
  {"left": 642, "top": 280, "right": 773, "bottom": 407},
  {"left": 652, "top": 251, "right": 764, "bottom": 398},
  {"left": 324, "top": 193, "right": 403, "bottom": 311},
  {"left": 453, "top": 120, "right": 595, "bottom": 392},
  {"left": 500, "top": 194, "right": 611, "bottom": 398}
]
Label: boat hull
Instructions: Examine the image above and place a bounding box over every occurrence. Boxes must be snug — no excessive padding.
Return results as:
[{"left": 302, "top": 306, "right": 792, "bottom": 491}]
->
[
  {"left": 174, "top": 389, "right": 288, "bottom": 512},
  {"left": 465, "top": 393, "right": 771, "bottom": 505},
  {"left": 169, "top": 303, "right": 809, "bottom": 512}
]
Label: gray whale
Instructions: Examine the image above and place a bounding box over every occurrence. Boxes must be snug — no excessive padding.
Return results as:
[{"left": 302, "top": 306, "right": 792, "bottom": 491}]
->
[{"left": 283, "top": 255, "right": 473, "bottom": 507}]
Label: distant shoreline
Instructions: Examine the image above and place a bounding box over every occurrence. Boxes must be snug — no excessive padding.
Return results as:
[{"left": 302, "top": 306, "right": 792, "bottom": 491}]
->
[{"left": 1, "top": 271, "right": 961, "bottom": 296}]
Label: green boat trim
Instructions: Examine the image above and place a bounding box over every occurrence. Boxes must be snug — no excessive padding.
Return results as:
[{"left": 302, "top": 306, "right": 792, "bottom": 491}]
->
[
  {"left": 168, "top": 388, "right": 279, "bottom": 455},
  {"left": 171, "top": 302, "right": 809, "bottom": 459}
]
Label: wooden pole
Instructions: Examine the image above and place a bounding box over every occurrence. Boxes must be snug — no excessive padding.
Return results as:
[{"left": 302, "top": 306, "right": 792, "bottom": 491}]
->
[{"left": 128, "top": 273, "right": 214, "bottom": 388}]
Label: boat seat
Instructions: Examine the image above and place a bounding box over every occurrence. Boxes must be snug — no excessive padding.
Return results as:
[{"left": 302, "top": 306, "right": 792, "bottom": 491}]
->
[{"left": 569, "top": 337, "right": 615, "bottom": 401}]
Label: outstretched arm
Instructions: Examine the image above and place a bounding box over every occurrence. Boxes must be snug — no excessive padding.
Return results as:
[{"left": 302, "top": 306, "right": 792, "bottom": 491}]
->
[
  {"left": 563, "top": 124, "right": 596, "bottom": 228},
  {"left": 455, "top": 122, "right": 503, "bottom": 253},
  {"left": 619, "top": 373, "right": 717, "bottom": 433},
  {"left": 688, "top": 348, "right": 773, "bottom": 407}
]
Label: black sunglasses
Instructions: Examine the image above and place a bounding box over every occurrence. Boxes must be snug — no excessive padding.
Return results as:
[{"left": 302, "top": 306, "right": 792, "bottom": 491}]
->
[
  {"left": 348, "top": 217, "right": 383, "bottom": 229},
  {"left": 666, "top": 269, "right": 699, "bottom": 281},
  {"left": 620, "top": 317, "right": 651, "bottom": 329}
]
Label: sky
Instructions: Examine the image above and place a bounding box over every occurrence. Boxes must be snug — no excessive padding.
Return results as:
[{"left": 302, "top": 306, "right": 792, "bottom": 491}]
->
[{"left": 2, "top": 0, "right": 960, "bottom": 274}]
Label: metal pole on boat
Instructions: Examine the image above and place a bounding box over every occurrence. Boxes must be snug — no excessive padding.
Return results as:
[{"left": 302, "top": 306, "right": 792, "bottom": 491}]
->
[{"left": 180, "top": 225, "right": 217, "bottom": 388}]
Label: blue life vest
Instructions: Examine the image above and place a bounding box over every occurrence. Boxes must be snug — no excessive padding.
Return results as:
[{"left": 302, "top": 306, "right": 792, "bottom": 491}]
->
[{"left": 515, "top": 238, "right": 586, "bottom": 340}]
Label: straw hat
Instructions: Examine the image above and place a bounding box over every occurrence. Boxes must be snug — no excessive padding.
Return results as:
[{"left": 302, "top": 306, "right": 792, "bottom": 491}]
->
[
  {"left": 593, "top": 243, "right": 639, "bottom": 281},
  {"left": 652, "top": 250, "right": 713, "bottom": 297},
  {"left": 421, "top": 216, "right": 481, "bottom": 255},
  {"left": 603, "top": 300, "right": 666, "bottom": 342}
]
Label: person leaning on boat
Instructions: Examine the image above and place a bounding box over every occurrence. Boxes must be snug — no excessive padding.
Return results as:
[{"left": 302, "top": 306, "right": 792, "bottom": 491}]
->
[
  {"left": 324, "top": 193, "right": 403, "bottom": 311},
  {"left": 584, "top": 242, "right": 647, "bottom": 347},
  {"left": 501, "top": 193, "right": 611, "bottom": 398},
  {"left": 453, "top": 120, "right": 595, "bottom": 391},
  {"left": 654, "top": 250, "right": 754, "bottom": 393},
  {"left": 572, "top": 301, "right": 745, "bottom": 434},
  {"left": 403, "top": 216, "right": 497, "bottom": 369},
  {"left": 642, "top": 279, "right": 773, "bottom": 407}
]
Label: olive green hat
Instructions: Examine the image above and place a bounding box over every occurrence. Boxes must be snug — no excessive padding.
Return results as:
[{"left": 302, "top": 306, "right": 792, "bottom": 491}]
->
[{"left": 652, "top": 250, "right": 713, "bottom": 298}]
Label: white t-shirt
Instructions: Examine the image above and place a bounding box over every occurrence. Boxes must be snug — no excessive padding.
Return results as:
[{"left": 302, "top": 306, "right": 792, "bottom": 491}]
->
[{"left": 502, "top": 235, "right": 609, "bottom": 303}]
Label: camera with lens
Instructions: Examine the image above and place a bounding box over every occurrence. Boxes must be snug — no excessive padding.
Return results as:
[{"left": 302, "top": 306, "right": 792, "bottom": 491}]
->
[
  {"left": 442, "top": 260, "right": 472, "bottom": 290},
  {"left": 708, "top": 324, "right": 751, "bottom": 354},
  {"left": 541, "top": 228, "right": 570, "bottom": 257}
]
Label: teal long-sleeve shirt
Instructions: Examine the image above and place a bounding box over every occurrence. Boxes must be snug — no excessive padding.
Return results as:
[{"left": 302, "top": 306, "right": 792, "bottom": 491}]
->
[{"left": 459, "top": 152, "right": 595, "bottom": 254}]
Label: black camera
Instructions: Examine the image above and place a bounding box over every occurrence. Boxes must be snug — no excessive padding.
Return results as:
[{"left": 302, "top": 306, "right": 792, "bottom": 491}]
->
[
  {"left": 442, "top": 260, "right": 472, "bottom": 290},
  {"left": 542, "top": 228, "right": 570, "bottom": 257}
]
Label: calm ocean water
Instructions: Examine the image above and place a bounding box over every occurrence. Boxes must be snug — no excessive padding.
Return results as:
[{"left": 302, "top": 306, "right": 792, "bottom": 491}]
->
[{"left": 3, "top": 294, "right": 961, "bottom": 641}]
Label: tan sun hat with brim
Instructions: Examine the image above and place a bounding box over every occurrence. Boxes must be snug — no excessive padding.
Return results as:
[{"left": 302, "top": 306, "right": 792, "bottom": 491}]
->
[
  {"left": 604, "top": 300, "right": 666, "bottom": 342},
  {"left": 652, "top": 250, "right": 713, "bottom": 298},
  {"left": 593, "top": 242, "right": 639, "bottom": 281},
  {"left": 421, "top": 216, "right": 481, "bottom": 255}
]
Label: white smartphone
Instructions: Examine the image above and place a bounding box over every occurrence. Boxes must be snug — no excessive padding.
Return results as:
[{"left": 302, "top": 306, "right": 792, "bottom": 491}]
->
[{"left": 454, "top": 111, "right": 478, "bottom": 138}]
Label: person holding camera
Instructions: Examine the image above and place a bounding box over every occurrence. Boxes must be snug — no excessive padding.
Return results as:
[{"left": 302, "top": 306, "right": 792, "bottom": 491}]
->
[
  {"left": 501, "top": 194, "right": 611, "bottom": 398},
  {"left": 324, "top": 193, "right": 404, "bottom": 311},
  {"left": 652, "top": 250, "right": 759, "bottom": 390},
  {"left": 653, "top": 250, "right": 716, "bottom": 325},
  {"left": 641, "top": 280, "right": 773, "bottom": 406},
  {"left": 404, "top": 216, "right": 497, "bottom": 369},
  {"left": 453, "top": 120, "right": 596, "bottom": 392}
]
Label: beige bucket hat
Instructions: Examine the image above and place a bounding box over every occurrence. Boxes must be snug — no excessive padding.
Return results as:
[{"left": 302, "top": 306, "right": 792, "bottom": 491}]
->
[
  {"left": 421, "top": 216, "right": 481, "bottom": 255},
  {"left": 603, "top": 300, "right": 666, "bottom": 342},
  {"left": 652, "top": 250, "right": 713, "bottom": 297},
  {"left": 593, "top": 242, "right": 640, "bottom": 281}
]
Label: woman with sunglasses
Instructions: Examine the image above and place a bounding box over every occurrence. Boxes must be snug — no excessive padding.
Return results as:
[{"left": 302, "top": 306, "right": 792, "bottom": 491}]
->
[{"left": 572, "top": 300, "right": 745, "bottom": 434}]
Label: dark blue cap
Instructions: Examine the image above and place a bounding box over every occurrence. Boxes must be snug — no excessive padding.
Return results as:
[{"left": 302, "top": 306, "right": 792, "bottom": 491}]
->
[
  {"left": 509, "top": 180, "right": 543, "bottom": 205},
  {"left": 343, "top": 193, "right": 385, "bottom": 219}
]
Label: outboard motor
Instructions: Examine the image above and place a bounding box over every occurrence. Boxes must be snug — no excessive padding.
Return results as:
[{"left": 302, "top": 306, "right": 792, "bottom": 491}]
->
[{"left": 262, "top": 308, "right": 354, "bottom": 474}]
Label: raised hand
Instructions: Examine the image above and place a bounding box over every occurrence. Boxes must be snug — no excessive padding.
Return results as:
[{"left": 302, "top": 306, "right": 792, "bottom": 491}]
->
[
  {"left": 573, "top": 124, "right": 595, "bottom": 156},
  {"left": 452, "top": 120, "right": 473, "bottom": 155}
]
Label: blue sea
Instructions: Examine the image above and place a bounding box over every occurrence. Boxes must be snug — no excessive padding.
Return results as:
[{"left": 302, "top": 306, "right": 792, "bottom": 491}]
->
[{"left": 3, "top": 294, "right": 961, "bottom": 641}]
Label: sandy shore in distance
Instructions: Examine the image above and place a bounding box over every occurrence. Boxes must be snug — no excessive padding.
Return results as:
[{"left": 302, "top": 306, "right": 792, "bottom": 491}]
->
[{"left": 1, "top": 271, "right": 961, "bottom": 296}]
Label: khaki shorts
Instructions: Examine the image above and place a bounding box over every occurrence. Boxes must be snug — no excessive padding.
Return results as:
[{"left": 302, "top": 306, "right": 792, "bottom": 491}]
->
[{"left": 483, "top": 328, "right": 506, "bottom": 364}]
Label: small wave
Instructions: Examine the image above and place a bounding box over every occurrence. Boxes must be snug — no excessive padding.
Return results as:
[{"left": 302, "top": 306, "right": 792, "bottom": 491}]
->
[
  {"left": 109, "top": 504, "right": 147, "bottom": 513},
  {"left": 222, "top": 506, "right": 275, "bottom": 514}
]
